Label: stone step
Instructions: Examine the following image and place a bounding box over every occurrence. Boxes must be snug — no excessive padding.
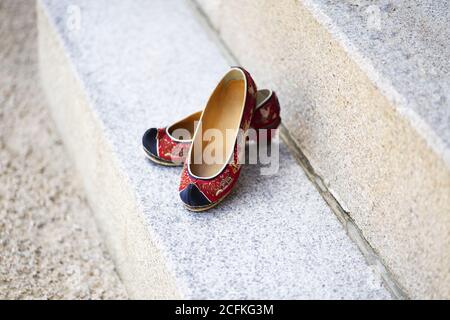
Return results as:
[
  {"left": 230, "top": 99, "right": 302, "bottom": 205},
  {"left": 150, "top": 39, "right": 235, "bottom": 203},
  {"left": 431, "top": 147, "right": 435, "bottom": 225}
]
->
[
  {"left": 193, "top": 0, "right": 450, "bottom": 299},
  {"left": 38, "top": 0, "right": 391, "bottom": 299}
]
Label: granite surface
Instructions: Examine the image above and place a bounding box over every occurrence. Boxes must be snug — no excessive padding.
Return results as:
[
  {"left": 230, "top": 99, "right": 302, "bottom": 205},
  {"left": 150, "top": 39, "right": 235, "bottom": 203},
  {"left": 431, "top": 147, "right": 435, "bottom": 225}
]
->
[
  {"left": 194, "top": 0, "right": 450, "bottom": 298},
  {"left": 0, "top": 0, "right": 127, "bottom": 299},
  {"left": 39, "top": 0, "right": 391, "bottom": 298},
  {"left": 304, "top": 0, "right": 450, "bottom": 164}
]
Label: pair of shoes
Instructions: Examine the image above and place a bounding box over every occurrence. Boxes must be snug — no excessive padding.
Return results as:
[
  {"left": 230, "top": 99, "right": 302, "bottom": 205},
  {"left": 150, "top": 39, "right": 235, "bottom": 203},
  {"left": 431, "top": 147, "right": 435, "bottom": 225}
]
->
[
  {"left": 142, "top": 67, "right": 281, "bottom": 211},
  {"left": 142, "top": 81, "right": 281, "bottom": 166}
]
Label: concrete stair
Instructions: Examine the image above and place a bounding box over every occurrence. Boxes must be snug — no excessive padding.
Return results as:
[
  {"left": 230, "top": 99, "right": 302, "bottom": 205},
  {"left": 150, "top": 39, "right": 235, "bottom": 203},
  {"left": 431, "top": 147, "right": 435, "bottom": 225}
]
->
[
  {"left": 194, "top": 0, "right": 450, "bottom": 299},
  {"left": 38, "top": 0, "right": 401, "bottom": 299}
]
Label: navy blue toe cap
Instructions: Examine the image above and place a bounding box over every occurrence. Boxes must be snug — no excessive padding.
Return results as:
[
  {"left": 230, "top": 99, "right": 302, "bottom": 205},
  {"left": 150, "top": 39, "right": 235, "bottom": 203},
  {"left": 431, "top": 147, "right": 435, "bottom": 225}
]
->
[
  {"left": 180, "top": 183, "right": 211, "bottom": 208},
  {"left": 142, "top": 128, "right": 158, "bottom": 156}
]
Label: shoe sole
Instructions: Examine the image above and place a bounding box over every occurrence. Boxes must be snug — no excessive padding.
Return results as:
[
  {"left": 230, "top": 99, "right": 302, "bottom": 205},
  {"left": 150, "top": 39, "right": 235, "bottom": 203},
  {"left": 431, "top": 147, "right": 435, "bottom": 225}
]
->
[
  {"left": 183, "top": 198, "right": 223, "bottom": 212},
  {"left": 183, "top": 186, "right": 233, "bottom": 212},
  {"left": 142, "top": 147, "right": 182, "bottom": 167}
]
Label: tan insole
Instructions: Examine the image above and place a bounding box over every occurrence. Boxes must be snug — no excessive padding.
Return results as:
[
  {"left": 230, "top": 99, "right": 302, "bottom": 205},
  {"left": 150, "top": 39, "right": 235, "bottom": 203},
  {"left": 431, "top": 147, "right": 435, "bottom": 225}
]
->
[
  {"left": 191, "top": 79, "right": 245, "bottom": 177},
  {"left": 168, "top": 111, "right": 201, "bottom": 140}
]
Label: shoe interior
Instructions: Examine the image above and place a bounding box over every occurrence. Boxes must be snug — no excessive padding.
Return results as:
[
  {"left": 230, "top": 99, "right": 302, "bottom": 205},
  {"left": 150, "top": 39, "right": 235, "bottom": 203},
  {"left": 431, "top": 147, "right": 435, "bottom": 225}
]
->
[
  {"left": 190, "top": 69, "right": 246, "bottom": 178},
  {"left": 256, "top": 89, "right": 271, "bottom": 108},
  {"left": 167, "top": 89, "right": 268, "bottom": 143},
  {"left": 167, "top": 111, "right": 201, "bottom": 141}
]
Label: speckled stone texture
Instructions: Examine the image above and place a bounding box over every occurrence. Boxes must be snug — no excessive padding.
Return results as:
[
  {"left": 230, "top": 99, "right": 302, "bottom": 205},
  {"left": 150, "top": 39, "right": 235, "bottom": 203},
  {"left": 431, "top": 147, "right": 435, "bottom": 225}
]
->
[
  {"left": 193, "top": 0, "right": 450, "bottom": 298},
  {"left": 0, "top": 0, "right": 127, "bottom": 299},
  {"left": 38, "top": 0, "right": 391, "bottom": 299}
]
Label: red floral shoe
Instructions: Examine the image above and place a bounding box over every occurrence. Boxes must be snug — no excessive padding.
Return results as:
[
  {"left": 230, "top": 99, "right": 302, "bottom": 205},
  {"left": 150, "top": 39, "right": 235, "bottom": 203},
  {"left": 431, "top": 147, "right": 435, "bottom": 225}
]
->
[
  {"left": 179, "top": 67, "right": 257, "bottom": 211},
  {"left": 142, "top": 89, "right": 281, "bottom": 166}
]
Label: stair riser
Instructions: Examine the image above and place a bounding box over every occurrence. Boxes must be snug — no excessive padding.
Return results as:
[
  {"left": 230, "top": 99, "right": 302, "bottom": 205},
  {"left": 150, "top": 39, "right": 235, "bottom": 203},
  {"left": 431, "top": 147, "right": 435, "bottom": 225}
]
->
[{"left": 37, "top": 1, "right": 181, "bottom": 299}]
